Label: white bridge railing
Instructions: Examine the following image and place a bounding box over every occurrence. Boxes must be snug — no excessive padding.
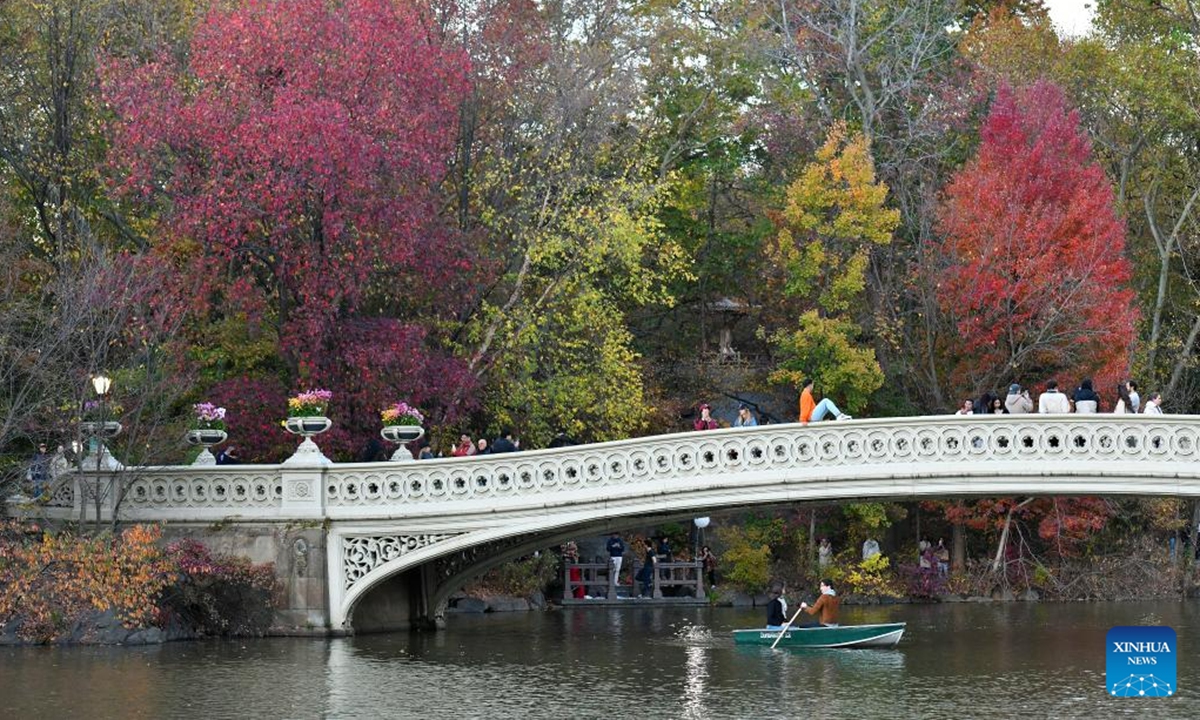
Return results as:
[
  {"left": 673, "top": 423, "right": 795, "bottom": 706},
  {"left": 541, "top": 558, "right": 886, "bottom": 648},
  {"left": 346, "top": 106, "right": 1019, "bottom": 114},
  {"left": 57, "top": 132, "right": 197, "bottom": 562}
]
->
[{"left": 21, "top": 415, "right": 1200, "bottom": 523}]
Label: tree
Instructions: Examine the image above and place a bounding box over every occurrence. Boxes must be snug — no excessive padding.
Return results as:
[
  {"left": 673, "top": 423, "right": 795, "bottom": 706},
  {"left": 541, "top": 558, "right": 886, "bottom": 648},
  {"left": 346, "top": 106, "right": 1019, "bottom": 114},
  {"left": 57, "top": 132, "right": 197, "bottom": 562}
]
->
[
  {"left": 761, "top": 0, "right": 976, "bottom": 413},
  {"left": 438, "top": 0, "right": 690, "bottom": 443},
  {"left": 765, "top": 123, "right": 897, "bottom": 410},
  {"left": 934, "top": 81, "right": 1137, "bottom": 395},
  {"left": 101, "top": 0, "right": 475, "bottom": 457}
]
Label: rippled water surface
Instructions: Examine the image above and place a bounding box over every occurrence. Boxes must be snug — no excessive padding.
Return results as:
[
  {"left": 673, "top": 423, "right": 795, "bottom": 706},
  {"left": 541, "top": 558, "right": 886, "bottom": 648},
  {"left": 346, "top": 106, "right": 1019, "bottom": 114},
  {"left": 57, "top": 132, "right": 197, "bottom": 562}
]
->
[{"left": 2, "top": 601, "right": 1199, "bottom": 718}]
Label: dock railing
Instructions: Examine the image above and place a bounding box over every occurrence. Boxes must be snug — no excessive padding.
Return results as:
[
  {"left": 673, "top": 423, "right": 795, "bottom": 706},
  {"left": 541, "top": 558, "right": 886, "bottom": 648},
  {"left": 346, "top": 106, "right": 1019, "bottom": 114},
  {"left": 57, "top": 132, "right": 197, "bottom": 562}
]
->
[{"left": 563, "top": 559, "right": 704, "bottom": 600}]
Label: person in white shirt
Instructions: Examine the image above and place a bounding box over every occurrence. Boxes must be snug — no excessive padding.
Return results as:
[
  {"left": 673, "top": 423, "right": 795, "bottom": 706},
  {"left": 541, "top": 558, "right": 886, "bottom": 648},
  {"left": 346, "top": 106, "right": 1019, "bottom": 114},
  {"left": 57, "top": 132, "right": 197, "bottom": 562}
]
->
[
  {"left": 954, "top": 398, "right": 974, "bottom": 415},
  {"left": 1038, "top": 380, "right": 1071, "bottom": 413},
  {"left": 1113, "top": 382, "right": 1133, "bottom": 413},
  {"left": 1144, "top": 392, "right": 1164, "bottom": 414}
]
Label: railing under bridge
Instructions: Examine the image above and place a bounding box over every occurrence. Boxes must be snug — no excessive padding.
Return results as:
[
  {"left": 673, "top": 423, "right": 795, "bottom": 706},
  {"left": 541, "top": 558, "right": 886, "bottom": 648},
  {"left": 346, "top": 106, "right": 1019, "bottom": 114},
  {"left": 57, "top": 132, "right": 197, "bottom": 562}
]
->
[{"left": 19, "top": 414, "right": 1200, "bottom": 525}]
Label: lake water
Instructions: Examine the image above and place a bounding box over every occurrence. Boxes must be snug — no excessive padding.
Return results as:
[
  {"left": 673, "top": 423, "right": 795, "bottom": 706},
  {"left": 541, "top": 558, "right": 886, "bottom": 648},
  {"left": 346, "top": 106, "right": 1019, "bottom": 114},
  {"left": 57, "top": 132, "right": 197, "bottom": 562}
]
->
[{"left": 2, "top": 601, "right": 1197, "bottom": 718}]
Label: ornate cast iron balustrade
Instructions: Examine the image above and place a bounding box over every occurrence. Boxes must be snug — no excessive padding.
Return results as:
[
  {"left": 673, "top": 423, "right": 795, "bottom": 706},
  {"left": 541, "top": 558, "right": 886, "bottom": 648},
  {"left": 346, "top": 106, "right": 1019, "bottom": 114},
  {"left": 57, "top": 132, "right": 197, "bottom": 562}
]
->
[
  {"left": 323, "top": 415, "right": 1200, "bottom": 509},
  {"left": 37, "top": 416, "right": 1200, "bottom": 522},
  {"left": 123, "top": 468, "right": 284, "bottom": 511}
]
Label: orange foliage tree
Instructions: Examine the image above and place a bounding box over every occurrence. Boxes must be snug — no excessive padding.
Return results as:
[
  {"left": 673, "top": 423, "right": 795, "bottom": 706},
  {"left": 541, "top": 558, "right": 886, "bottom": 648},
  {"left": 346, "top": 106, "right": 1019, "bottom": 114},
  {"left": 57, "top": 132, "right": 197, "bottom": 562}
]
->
[{"left": 0, "top": 522, "right": 173, "bottom": 643}]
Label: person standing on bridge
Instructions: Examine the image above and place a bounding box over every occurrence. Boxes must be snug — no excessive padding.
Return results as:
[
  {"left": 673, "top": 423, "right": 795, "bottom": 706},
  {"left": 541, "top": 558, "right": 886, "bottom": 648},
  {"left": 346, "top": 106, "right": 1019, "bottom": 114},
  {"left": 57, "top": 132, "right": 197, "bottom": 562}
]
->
[
  {"left": 1072, "top": 378, "right": 1100, "bottom": 413},
  {"left": 1144, "top": 392, "right": 1165, "bottom": 414},
  {"left": 1113, "top": 383, "right": 1134, "bottom": 413},
  {"left": 1126, "top": 380, "right": 1141, "bottom": 413},
  {"left": 1005, "top": 384, "right": 1032, "bottom": 414},
  {"left": 1037, "top": 380, "right": 1071, "bottom": 413},
  {"left": 452, "top": 434, "right": 476, "bottom": 456},
  {"left": 799, "top": 379, "right": 851, "bottom": 423},
  {"left": 491, "top": 429, "right": 518, "bottom": 453}
]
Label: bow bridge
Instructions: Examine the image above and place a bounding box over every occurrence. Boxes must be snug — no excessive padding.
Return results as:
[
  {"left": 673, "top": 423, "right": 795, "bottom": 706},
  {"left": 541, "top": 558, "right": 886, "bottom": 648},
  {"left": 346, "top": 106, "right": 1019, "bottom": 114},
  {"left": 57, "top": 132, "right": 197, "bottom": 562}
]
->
[{"left": 19, "top": 415, "right": 1200, "bottom": 633}]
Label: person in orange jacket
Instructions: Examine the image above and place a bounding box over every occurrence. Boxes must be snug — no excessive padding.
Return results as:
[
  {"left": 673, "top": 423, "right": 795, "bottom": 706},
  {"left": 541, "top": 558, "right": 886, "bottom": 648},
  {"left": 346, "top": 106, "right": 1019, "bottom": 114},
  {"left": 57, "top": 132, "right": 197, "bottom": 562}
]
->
[{"left": 798, "top": 379, "right": 851, "bottom": 423}]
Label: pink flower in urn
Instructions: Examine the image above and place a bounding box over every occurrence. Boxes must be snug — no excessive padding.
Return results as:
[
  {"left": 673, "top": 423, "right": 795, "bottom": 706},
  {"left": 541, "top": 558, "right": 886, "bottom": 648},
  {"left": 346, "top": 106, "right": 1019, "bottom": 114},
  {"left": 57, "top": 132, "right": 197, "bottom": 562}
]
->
[
  {"left": 192, "top": 402, "right": 228, "bottom": 430},
  {"left": 287, "top": 389, "right": 333, "bottom": 417},
  {"left": 381, "top": 401, "right": 424, "bottom": 426}
]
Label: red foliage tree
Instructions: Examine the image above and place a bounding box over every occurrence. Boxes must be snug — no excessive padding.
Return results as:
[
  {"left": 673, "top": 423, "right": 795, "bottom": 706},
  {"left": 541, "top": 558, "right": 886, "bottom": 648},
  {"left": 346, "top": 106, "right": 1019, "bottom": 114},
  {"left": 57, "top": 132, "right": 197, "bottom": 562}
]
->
[
  {"left": 101, "top": 0, "right": 478, "bottom": 456},
  {"left": 934, "top": 80, "right": 1137, "bottom": 397}
]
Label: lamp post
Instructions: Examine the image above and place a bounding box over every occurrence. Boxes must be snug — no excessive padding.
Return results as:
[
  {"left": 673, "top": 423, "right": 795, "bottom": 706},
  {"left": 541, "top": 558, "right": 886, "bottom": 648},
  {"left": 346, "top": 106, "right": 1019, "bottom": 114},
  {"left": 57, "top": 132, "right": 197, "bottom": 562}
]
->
[
  {"left": 693, "top": 516, "right": 710, "bottom": 558},
  {"left": 89, "top": 373, "right": 115, "bottom": 471}
]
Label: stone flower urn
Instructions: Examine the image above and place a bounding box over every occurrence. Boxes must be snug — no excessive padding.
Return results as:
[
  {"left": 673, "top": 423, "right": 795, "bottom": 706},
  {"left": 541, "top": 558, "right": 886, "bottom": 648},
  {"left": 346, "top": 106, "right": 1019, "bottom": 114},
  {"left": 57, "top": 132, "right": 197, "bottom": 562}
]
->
[
  {"left": 185, "top": 428, "right": 229, "bottom": 466},
  {"left": 284, "top": 416, "right": 333, "bottom": 466},
  {"left": 381, "top": 424, "right": 425, "bottom": 462}
]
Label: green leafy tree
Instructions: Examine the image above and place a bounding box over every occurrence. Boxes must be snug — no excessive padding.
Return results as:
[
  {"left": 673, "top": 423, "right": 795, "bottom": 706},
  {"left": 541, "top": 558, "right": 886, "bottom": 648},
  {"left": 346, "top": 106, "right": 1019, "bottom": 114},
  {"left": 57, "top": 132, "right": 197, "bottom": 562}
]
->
[{"left": 716, "top": 526, "right": 771, "bottom": 593}]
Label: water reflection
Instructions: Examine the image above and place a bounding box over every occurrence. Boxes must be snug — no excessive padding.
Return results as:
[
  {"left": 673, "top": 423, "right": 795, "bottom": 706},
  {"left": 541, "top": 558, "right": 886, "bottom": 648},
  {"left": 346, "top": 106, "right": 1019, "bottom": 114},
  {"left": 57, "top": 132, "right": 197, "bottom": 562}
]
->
[
  {"left": 2, "top": 602, "right": 1199, "bottom": 718},
  {"left": 681, "top": 644, "right": 708, "bottom": 719}
]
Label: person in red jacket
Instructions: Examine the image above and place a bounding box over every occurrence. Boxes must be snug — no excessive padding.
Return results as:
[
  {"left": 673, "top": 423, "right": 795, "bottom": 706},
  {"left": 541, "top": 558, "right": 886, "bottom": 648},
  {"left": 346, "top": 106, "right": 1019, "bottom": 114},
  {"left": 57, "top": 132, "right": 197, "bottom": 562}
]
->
[{"left": 693, "top": 403, "right": 718, "bottom": 430}]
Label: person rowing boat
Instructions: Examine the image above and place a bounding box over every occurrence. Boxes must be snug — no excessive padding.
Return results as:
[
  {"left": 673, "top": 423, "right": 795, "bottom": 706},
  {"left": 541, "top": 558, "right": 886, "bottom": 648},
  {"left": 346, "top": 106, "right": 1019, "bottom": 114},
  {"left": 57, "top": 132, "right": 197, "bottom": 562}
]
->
[{"left": 797, "top": 578, "right": 840, "bottom": 627}]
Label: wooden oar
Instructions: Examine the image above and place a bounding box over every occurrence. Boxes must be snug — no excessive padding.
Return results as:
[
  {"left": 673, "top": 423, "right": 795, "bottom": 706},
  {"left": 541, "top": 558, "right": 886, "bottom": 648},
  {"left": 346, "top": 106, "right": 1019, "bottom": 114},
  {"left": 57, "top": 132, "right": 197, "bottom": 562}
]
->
[{"left": 770, "top": 605, "right": 806, "bottom": 649}]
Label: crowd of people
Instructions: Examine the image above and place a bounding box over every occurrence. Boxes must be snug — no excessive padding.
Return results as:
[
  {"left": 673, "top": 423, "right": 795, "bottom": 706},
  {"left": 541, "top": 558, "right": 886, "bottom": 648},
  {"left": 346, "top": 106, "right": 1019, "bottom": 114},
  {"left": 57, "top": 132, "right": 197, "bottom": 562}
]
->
[{"left": 954, "top": 379, "right": 1164, "bottom": 416}]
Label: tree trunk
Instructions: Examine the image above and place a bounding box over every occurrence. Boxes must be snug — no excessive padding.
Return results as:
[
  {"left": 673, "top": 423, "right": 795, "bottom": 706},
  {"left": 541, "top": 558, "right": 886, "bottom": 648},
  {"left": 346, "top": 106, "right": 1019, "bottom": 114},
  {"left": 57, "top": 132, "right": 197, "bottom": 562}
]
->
[
  {"left": 991, "top": 498, "right": 1034, "bottom": 573},
  {"left": 952, "top": 519, "right": 965, "bottom": 572},
  {"left": 1191, "top": 500, "right": 1200, "bottom": 564},
  {"left": 810, "top": 509, "right": 817, "bottom": 566}
]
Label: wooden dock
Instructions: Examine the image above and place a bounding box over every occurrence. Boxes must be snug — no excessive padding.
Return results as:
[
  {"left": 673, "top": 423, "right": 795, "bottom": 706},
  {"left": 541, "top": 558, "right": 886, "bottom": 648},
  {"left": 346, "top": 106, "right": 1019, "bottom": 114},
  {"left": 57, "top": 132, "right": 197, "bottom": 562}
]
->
[{"left": 561, "top": 560, "right": 710, "bottom": 606}]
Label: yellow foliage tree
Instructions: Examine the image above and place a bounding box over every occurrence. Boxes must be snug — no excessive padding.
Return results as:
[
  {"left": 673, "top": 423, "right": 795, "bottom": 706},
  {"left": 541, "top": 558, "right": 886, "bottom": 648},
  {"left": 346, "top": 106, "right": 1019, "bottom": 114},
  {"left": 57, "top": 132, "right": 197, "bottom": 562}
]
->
[{"left": 766, "top": 123, "right": 897, "bottom": 410}]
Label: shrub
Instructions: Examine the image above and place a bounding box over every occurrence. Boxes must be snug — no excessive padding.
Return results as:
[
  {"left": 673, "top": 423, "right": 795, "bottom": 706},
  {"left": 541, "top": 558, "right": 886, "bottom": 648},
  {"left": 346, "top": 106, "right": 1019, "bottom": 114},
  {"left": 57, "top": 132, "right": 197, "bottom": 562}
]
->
[
  {"left": 0, "top": 522, "right": 173, "bottom": 643},
  {"left": 472, "top": 553, "right": 559, "bottom": 597},
  {"left": 159, "top": 538, "right": 278, "bottom": 637},
  {"left": 839, "top": 554, "right": 903, "bottom": 598},
  {"left": 716, "top": 522, "right": 775, "bottom": 592}
]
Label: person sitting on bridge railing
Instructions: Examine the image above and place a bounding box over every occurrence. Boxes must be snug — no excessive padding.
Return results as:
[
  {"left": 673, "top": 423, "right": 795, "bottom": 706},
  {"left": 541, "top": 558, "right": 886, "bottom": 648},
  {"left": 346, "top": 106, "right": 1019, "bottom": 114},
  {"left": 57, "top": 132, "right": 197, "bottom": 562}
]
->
[
  {"left": 799, "top": 378, "right": 851, "bottom": 423},
  {"left": 734, "top": 404, "right": 758, "bottom": 427}
]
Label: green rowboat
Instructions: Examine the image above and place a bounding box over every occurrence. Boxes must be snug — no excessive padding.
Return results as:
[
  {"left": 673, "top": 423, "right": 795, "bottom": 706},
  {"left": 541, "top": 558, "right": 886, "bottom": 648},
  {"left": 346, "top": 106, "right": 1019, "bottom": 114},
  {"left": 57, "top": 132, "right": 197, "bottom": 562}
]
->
[{"left": 732, "top": 622, "right": 906, "bottom": 649}]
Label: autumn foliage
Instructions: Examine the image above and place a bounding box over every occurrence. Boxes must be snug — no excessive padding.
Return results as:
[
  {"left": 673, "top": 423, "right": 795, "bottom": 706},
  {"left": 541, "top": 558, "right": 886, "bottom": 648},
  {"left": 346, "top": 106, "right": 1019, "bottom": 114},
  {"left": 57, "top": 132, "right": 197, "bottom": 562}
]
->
[
  {"left": 160, "top": 538, "right": 278, "bottom": 637},
  {"left": 0, "top": 522, "right": 277, "bottom": 643},
  {"left": 935, "top": 81, "right": 1137, "bottom": 396},
  {"left": 101, "top": 0, "right": 476, "bottom": 458},
  {"left": 0, "top": 522, "right": 172, "bottom": 642}
]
